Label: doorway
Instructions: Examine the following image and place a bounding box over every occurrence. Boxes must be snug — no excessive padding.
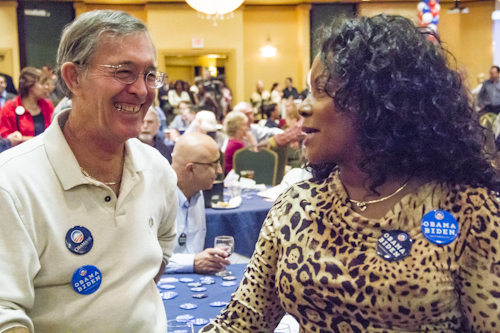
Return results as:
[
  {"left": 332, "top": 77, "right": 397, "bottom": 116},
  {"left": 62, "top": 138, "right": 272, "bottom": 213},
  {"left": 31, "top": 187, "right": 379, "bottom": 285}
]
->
[{"left": 158, "top": 49, "right": 236, "bottom": 101}]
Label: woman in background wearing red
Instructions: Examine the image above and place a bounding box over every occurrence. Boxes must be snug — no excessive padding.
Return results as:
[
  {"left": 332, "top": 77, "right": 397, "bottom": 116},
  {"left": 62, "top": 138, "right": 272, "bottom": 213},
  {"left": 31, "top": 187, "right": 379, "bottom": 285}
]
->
[{"left": 0, "top": 67, "right": 53, "bottom": 142}]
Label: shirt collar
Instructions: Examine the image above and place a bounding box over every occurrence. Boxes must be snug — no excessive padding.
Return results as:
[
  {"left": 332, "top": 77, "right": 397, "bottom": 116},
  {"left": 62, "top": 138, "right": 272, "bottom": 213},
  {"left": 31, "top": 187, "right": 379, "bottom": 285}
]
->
[
  {"left": 44, "top": 109, "right": 146, "bottom": 191},
  {"left": 177, "top": 187, "right": 202, "bottom": 208},
  {"left": 0, "top": 90, "right": 5, "bottom": 99}
]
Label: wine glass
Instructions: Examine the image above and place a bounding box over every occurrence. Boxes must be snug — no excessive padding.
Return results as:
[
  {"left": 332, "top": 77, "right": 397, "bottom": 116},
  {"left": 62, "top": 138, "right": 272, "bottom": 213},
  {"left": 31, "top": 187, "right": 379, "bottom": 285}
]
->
[
  {"left": 166, "top": 319, "right": 194, "bottom": 333},
  {"left": 214, "top": 235, "right": 234, "bottom": 277},
  {"left": 274, "top": 323, "right": 291, "bottom": 333}
]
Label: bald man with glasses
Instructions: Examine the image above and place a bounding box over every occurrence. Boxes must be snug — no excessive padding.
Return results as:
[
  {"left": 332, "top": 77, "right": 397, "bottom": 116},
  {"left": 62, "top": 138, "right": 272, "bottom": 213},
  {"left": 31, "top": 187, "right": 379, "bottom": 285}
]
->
[{"left": 167, "top": 132, "right": 232, "bottom": 274}]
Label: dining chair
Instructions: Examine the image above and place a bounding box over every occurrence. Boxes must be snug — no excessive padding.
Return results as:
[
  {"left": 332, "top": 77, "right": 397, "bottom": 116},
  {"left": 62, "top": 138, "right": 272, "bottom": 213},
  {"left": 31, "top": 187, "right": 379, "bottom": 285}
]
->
[
  {"left": 271, "top": 144, "right": 289, "bottom": 184},
  {"left": 233, "top": 147, "right": 278, "bottom": 185}
]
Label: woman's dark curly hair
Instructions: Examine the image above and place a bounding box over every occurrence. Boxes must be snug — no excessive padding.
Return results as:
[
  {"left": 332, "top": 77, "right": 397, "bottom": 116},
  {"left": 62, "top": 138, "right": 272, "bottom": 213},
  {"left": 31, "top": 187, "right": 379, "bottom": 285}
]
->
[
  {"left": 309, "top": 14, "right": 500, "bottom": 193},
  {"left": 311, "top": 15, "right": 500, "bottom": 193}
]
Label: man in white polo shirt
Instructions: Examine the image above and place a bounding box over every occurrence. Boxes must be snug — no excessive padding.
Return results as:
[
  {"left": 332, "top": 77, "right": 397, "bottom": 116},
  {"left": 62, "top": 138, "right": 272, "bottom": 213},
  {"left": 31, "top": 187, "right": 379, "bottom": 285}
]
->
[{"left": 0, "top": 10, "right": 177, "bottom": 333}]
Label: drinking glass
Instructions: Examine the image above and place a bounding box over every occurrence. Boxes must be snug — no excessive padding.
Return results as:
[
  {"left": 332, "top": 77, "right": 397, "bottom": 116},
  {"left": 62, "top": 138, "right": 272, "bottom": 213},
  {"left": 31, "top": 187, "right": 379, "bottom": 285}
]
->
[
  {"left": 166, "top": 319, "right": 194, "bottom": 333},
  {"left": 214, "top": 235, "right": 235, "bottom": 277},
  {"left": 240, "top": 170, "right": 255, "bottom": 179},
  {"left": 229, "top": 184, "right": 242, "bottom": 199},
  {"left": 274, "top": 323, "right": 291, "bottom": 333}
]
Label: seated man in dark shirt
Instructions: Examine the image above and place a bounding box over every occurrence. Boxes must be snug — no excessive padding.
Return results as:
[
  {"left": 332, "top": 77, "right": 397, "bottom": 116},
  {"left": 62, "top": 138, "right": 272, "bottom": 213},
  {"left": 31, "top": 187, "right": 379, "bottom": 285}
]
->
[
  {"left": 282, "top": 77, "right": 299, "bottom": 100},
  {"left": 138, "top": 106, "right": 174, "bottom": 163}
]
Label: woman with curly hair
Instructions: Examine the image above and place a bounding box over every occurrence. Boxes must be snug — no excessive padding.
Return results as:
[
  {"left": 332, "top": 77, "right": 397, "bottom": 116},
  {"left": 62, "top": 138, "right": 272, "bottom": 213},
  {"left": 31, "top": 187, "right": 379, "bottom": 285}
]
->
[{"left": 202, "top": 14, "right": 500, "bottom": 333}]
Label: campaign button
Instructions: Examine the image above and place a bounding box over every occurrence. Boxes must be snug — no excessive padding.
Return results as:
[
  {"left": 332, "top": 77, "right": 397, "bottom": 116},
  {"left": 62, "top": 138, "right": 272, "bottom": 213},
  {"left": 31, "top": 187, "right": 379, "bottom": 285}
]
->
[
  {"left": 158, "top": 284, "right": 176, "bottom": 290},
  {"left": 421, "top": 210, "right": 459, "bottom": 245},
  {"left": 159, "top": 277, "right": 179, "bottom": 283},
  {"left": 188, "top": 282, "right": 202, "bottom": 288},
  {"left": 178, "top": 232, "right": 187, "bottom": 246},
  {"left": 72, "top": 265, "right": 102, "bottom": 295},
  {"left": 192, "top": 293, "right": 208, "bottom": 299},
  {"left": 191, "top": 287, "right": 207, "bottom": 292},
  {"left": 179, "top": 303, "right": 198, "bottom": 310},
  {"left": 376, "top": 230, "right": 412, "bottom": 262},
  {"left": 15, "top": 106, "right": 25, "bottom": 116},
  {"left": 65, "top": 226, "right": 93, "bottom": 255},
  {"left": 200, "top": 277, "right": 215, "bottom": 285},
  {"left": 179, "top": 278, "right": 194, "bottom": 283},
  {"left": 190, "top": 318, "right": 209, "bottom": 326},
  {"left": 161, "top": 291, "right": 179, "bottom": 300},
  {"left": 210, "top": 301, "right": 228, "bottom": 307},
  {"left": 176, "top": 314, "right": 195, "bottom": 323},
  {"left": 221, "top": 281, "right": 237, "bottom": 287},
  {"left": 222, "top": 276, "right": 237, "bottom": 281}
]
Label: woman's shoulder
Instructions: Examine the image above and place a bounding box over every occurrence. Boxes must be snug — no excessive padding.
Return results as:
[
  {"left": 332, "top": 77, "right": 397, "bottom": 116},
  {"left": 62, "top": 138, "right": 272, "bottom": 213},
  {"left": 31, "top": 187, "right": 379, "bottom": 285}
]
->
[{"left": 1, "top": 98, "right": 17, "bottom": 114}]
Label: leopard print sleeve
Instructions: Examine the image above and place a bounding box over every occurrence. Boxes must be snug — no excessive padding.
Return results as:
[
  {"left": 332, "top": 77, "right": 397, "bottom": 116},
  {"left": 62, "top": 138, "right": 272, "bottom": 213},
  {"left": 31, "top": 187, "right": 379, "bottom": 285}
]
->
[
  {"left": 455, "top": 189, "right": 500, "bottom": 331},
  {"left": 200, "top": 192, "right": 288, "bottom": 333}
]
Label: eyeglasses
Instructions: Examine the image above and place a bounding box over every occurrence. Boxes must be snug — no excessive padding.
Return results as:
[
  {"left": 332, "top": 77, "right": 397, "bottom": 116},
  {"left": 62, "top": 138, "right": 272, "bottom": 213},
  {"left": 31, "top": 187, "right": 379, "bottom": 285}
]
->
[
  {"left": 192, "top": 160, "right": 221, "bottom": 168},
  {"left": 99, "top": 64, "right": 166, "bottom": 89}
]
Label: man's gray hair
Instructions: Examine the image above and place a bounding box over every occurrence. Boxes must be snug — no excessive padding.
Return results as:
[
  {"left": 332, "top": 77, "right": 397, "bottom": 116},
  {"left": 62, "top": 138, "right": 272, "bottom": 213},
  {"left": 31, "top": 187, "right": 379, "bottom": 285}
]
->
[
  {"left": 148, "top": 106, "right": 161, "bottom": 124},
  {"left": 56, "top": 10, "right": 152, "bottom": 98}
]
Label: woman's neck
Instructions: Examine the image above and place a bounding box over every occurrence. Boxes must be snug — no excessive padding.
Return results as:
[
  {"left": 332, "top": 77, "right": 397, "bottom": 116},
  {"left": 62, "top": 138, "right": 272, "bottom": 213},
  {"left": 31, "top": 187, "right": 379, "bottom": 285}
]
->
[
  {"left": 338, "top": 164, "right": 420, "bottom": 218},
  {"left": 22, "top": 95, "right": 41, "bottom": 115}
]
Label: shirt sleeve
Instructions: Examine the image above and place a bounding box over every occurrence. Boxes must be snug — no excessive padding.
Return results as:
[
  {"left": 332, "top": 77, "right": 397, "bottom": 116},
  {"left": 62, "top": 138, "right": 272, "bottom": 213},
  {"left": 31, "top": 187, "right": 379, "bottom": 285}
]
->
[
  {"left": 455, "top": 191, "right": 500, "bottom": 331},
  {"left": 164, "top": 253, "right": 195, "bottom": 274},
  {"left": 157, "top": 174, "right": 178, "bottom": 266},
  {"left": 477, "top": 82, "right": 488, "bottom": 109},
  {"left": 251, "top": 124, "right": 283, "bottom": 143},
  {"left": 0, "top": 138, "right": 11, "bottom": 153},
  {"left": 0, "top": 186, "right": 39, "bottom": 333},
  {"left": 0, "top": 101, "right": 17, "bottom": 138},
  {"left": 200, "top": 195, "right": 286, "bottom": 332}
]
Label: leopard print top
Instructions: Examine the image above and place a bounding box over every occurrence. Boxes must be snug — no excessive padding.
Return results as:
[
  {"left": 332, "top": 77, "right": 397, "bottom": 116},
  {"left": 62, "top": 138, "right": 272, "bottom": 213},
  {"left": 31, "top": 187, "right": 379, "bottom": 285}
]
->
[{"left": 201, "top": 171, "right": 500, "bottom": 333}]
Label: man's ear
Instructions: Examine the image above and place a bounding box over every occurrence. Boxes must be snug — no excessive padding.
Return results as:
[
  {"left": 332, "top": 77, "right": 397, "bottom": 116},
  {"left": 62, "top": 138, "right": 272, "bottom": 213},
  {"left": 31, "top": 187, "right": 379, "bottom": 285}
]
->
[
  {"left": 185, "top": 163, "right": 194, "bottom": 174},
  {"left": 60, "top": 62, "right": 81, "bottom": 96}
]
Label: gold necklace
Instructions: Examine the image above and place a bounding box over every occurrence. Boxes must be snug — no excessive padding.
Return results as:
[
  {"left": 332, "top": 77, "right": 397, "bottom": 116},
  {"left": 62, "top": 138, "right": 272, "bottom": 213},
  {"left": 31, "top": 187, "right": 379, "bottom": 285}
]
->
[
  {"left": 348, "top": 180, "right": 409, "bottom": 211},
  {"left": 80, "top": 167, "right": 119, "bottom": 186}
]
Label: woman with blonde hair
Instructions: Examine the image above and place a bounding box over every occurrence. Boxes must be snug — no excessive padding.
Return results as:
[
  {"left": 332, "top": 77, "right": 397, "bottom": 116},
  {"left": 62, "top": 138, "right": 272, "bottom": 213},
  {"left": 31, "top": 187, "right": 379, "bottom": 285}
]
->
[{"left": 223, "top": 111, "right": 256, "bottom": 174}]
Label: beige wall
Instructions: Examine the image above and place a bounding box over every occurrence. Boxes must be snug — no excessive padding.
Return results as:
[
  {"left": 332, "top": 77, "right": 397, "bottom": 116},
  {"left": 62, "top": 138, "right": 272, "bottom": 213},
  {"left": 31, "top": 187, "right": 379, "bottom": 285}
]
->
[
  {"left": 0, "top": 1, "right": 20, "bottom": 86},
  {"left": 243, "top": 5, "right": 309, "bottom": 103},
  {"left": 359, "top": 1, "right": 494, "bottom": 88}
]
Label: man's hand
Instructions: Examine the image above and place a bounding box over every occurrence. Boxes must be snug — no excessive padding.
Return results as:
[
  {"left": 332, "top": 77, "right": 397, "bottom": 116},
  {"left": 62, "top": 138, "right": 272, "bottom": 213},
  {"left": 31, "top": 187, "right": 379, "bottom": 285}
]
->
[
  {"left": 154, "top": 260, "right": 166, "bottom": 284},
  {"left": 7, "top": 131, "right": 22, "bottom": 146},
  {"left": 194, "top": 248, "right": 231, "bottom": 274}
]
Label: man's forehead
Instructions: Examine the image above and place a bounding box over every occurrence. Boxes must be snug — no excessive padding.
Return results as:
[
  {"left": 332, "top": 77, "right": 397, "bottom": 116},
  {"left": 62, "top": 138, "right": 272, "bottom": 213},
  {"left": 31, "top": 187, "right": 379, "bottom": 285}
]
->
[{"left": 93, "top": 33, "right": 156, "bottom": 67}]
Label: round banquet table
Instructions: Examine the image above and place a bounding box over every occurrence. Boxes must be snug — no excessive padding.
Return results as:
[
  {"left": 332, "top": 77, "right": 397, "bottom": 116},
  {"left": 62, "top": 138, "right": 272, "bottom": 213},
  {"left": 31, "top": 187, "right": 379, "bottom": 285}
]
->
[{"left": 204, "top": 190, "right": 275, "bottom": 258}]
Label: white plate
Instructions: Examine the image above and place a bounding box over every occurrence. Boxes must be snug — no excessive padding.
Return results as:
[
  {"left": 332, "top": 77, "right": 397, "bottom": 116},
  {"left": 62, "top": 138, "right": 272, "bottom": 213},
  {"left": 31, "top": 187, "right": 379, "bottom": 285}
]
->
[
  {"left": 211, "top": 202, "right": 239, "bottom": 209},
  {"left": 211, "top": 197, "right": 242, "bottom": 209}
]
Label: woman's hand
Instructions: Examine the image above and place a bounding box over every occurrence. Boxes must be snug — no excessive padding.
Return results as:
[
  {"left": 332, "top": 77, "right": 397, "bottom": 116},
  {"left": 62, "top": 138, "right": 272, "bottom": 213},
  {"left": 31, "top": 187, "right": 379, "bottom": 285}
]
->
[{"left": 7, "top": 131, "right": 22, "bottom": 146}]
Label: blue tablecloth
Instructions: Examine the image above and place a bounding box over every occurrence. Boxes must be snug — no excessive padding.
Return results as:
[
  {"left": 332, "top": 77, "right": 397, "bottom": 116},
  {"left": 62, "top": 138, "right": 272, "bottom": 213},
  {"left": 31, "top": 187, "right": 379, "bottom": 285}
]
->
[
  {"left": 205, "top": 191, "right": 275, "bottom": 257},
  {"left": 161, "top": 264, "right": 247, "bottom": 325}
]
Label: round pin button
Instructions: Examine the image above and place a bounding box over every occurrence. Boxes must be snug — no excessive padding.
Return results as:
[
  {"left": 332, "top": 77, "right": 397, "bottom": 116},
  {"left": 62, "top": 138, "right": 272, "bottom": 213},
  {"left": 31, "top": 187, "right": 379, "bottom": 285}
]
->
[
  {"left": 376, "top": 230, "right": 413, "bottom": 262},
  {"left": 72, "top": 265, "right": 102, "bottom": 295},
  {"left": 65, "top": 226, "right": 93, "bottom": 255},
  {"left": 421, "top": 210, "right": 459, "bottom": 245},
  {"left": 15, "top": 106, "right": 25, "bottom": 115},
  {"left": 178, "top": 233, "right": 187, "bottom": 246}
]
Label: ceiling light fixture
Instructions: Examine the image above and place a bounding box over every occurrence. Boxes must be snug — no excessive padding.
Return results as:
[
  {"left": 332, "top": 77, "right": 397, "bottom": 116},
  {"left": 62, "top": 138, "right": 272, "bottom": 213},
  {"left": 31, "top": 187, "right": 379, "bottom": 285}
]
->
[{"left": 186, "top": 0, "right": 245, "bottom": 26}]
